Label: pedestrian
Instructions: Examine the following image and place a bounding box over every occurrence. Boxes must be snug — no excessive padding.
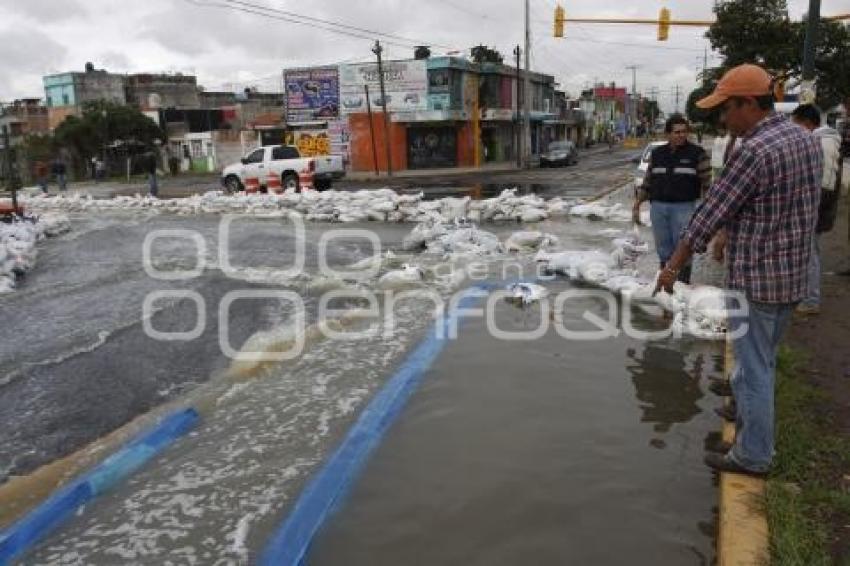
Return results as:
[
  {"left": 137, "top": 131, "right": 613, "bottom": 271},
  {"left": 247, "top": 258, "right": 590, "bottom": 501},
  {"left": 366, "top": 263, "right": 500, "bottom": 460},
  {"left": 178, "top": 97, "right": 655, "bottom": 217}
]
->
[
  {"left": 144, "top": 150, "right": 158, "bottom": 197},
  {"left": 51, "top": 157, "right": 67, "bottom": 192},
  {"left": 95, "top": 157, "right": 106, "bottom": 182},
  {"left": 34, "top": 160, "right": 49, "bottom": 194},
  {"left": 653, "top": 64, "right": 822, "bottom": 477},
  {"left": 633, "top": 115, "right": 711, "bottom": 284},
  {"left": 790, "top": 104, "right": 843, "bottom": 314}
]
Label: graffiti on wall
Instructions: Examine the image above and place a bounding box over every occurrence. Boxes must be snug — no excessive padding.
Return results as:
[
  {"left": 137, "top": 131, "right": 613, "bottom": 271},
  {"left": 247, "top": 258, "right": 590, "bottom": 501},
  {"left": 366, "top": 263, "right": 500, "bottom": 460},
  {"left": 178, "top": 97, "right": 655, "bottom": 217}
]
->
[{"left": 285, "top": 130, "right": 332, "bottom": 157}]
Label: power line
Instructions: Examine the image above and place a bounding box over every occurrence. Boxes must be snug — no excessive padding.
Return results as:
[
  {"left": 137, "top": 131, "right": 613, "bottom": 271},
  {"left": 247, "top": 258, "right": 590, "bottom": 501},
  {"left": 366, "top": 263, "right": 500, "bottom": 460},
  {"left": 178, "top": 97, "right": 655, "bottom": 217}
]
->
[{"left": 191, "top": 0, "right": 458, "bottom": 51}]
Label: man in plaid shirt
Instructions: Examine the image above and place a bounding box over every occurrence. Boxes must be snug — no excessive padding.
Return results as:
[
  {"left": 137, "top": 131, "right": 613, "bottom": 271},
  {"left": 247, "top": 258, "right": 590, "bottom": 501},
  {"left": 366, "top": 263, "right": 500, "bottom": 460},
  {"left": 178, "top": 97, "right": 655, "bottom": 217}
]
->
[{"left": 653, "top": 64, "right": 822, "bottom": 477}]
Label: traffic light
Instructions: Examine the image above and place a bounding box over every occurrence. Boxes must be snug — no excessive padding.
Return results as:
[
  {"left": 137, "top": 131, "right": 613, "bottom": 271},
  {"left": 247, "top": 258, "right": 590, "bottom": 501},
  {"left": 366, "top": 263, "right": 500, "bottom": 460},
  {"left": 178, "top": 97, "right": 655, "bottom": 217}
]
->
[
  {"left": 657, "top": 7, "right": 670, "bottom": 41},
  {"left": 554, "top": 5, "right": 565, "bottom": 38}
]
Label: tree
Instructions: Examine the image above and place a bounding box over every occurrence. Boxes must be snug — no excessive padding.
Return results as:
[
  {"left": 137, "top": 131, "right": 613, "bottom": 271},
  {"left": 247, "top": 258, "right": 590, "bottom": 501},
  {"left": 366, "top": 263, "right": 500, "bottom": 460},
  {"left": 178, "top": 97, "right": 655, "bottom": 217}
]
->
[
  {"left": 686, "top": 84, "right": 721, "bottom": 129},
  {"left": 470, "top": 45, "right": 504, "bottom": 64},
  {"left": 53, "top": 101, "right": 164, "bottom": 161},
  {"left": 704, "top": 0, "right": 850, "bottom": 110}
]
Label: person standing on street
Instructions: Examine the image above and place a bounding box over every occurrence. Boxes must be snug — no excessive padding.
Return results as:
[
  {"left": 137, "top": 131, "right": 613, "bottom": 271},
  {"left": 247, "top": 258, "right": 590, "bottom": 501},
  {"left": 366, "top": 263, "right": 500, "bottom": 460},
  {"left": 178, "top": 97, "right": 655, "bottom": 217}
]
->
[
  {"left": 51, "top": 157, "right": 67, "bottom": 192},
  {"left": 791, "top": 104, "right": 843, "bottom": 315},
  {"left": 144, "top": 150, "right": 158, "bottom": 198},
  {"left": 654, "top": 64, "right": 822, "bottom": 477},
  {"left": 633, "top": 115, "right": 711, "bottom": 284},
  {"left": 34, "top": 160, "right": 49, "bottom": 194}
]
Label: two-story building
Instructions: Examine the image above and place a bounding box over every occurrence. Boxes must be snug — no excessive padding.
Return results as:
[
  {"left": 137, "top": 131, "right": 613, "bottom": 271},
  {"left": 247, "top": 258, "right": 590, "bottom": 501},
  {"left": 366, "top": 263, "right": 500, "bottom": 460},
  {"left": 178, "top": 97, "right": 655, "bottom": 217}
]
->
[{"left": 340, "top": 55, "right": 557, "bottom": 172}]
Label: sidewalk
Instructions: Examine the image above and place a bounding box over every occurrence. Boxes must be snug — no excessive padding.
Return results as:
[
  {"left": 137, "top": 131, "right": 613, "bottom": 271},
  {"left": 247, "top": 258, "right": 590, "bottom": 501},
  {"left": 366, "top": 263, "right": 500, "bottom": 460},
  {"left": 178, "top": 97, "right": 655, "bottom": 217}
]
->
[
  {"left": 345, "top": 161, "right": 519, "bottom": 182},
  {"left": 345, "top": 145, "right": 623, "bottom": 182}
]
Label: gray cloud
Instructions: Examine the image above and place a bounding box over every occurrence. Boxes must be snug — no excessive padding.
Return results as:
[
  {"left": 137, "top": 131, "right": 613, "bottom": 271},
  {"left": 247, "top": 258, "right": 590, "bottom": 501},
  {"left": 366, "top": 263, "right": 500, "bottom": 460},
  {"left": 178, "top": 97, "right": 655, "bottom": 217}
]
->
[
  {"left": 5, "top": 0, "right": 777, "bottom": 110},
  {"left": 4, "top": 0, "right": 87, "bottom": 23}
]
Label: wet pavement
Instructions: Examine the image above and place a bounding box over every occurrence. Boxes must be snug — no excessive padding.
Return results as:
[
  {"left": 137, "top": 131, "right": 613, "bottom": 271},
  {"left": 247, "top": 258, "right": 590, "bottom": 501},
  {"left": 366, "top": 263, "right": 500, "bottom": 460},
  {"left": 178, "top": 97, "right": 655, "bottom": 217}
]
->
[
  {"left": 310, "top": 287, "right": 721, "bottom": 565},
  {"left": 1, "top": 158, "right": 724, "bottom": 564}
]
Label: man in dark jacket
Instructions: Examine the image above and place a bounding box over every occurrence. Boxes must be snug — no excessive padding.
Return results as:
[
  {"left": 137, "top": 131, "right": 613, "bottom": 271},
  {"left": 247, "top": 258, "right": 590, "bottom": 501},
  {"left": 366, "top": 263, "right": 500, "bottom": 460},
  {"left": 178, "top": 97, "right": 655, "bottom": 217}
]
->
[
  {"left": 633, "top": 115, "right": 711, "bottom": 283},
  {"left": 142, "top": 150, "right": 158, "bottom": 197}
]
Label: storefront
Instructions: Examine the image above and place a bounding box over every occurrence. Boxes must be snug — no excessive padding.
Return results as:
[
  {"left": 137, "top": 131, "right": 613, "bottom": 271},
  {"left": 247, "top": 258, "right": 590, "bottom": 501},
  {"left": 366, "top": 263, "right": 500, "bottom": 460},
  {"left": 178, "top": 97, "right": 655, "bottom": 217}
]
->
[{"left": 407, "top": 125, "right": 458, "bottom": 169}]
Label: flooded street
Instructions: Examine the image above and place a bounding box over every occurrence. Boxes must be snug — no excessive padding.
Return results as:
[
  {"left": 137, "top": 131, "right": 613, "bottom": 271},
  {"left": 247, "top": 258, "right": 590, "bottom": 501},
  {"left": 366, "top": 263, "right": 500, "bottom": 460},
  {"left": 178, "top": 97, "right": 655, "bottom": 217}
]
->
[
  {"left": 310, "top": 284, "right": 720, "bottom": 565},
  {"left": 2, "top": 159, "right": 722, "bottom": 564}
]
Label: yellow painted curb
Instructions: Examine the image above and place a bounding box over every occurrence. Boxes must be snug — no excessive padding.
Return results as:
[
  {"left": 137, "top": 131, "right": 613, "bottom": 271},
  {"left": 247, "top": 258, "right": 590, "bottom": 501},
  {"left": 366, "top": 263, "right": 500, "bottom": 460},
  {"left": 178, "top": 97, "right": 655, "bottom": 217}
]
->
[{"left": 717, "top": 338, "right": 769, "bottom": 565}]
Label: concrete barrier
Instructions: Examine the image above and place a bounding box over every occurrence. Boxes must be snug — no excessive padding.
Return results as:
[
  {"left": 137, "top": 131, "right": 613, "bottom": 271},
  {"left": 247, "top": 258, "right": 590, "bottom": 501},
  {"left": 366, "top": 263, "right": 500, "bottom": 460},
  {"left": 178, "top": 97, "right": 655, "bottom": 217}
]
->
[{"left": 717, "top": 339, "right": 769, "bottom": 565}]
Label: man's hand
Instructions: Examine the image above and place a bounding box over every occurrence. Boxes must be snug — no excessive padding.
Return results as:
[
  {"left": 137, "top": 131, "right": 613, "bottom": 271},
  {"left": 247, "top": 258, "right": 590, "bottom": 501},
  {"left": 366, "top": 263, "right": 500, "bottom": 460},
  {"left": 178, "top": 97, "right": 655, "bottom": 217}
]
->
[
  {"left": 653, "top": 268, "right": 678, "bottom": 297},
  {"left": 632, "top": 202, "right": 642, "bottom": 225},
  {"left": 711, "top": 229, "right": 728, "bottom": 262}
]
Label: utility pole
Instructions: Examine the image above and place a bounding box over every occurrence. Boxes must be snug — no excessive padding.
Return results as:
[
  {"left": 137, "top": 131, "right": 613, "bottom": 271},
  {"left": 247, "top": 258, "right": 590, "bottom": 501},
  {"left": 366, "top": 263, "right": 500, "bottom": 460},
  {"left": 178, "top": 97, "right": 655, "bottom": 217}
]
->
[
  {"left": 523, "top": 0, "right": 532, "bottom": 168},
  {"left": 702, "top": 46, "right": 708, "bottom": 84},
  {"left": 2, "top": 125, "right": 19, "bottom": 212},
  {"left": 647, "top": 86, "right": 659, "bottom": 135},
  {"left": 800, "top": 0, "right": 821, "bottom": 103},
  {"left": 372, "top": 40, "right": 393, "bottom": 176},
  {"left": 514, "top": 45, "right": 522, "bottom": 168},
  {"left": 672, "top": 85, "right": 683, "bottom": 114},
  {"left": 625, "top": 65, "right": 639, "bottom": 136}
]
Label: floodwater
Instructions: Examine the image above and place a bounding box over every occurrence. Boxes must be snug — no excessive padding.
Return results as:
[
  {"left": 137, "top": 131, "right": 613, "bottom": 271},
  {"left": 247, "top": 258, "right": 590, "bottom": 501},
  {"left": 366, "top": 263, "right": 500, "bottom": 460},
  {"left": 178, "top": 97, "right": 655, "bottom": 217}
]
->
[
  {"left": 310, "top": 283, "right": 721, "bottom": 565},
  {"left": 0, "top": 205, "right": 722, "bottom": 564}
]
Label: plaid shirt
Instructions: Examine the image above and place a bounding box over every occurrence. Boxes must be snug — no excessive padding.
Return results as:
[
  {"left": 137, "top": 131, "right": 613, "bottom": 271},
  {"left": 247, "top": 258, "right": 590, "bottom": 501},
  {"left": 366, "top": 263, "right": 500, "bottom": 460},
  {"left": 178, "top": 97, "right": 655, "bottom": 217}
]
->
[{"left": 681, "top": 113, "right": 822, "bottom": 303}]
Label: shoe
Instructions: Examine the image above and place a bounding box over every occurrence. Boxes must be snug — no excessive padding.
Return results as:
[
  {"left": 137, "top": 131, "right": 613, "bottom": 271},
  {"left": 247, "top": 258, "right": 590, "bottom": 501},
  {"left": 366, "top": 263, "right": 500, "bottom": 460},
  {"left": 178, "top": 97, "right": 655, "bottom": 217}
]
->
[
  {"left": 705, "top": 439, "right": 734, "bottom": 453},
  {"left": 704, "top": 453, "right": 767, "bottom": 478},
  {"left": 795, "top": 304, "right": 821, "bottom": 315},
  {"left": 708, "top": 378, "right": 733, "bottom": 397},
  {"left": 714, "top": 405, "right": 737, "bottom": 422}
]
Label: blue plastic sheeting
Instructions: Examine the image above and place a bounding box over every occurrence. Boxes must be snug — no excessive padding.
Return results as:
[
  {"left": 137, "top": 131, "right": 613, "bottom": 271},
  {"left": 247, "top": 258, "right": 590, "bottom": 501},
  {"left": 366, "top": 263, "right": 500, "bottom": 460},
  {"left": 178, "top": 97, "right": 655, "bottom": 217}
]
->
[
  {"left": 0, "top": 408, "right": 200, "bottom": 565},
  {"left": 260, "top": 286, "right": 492, "bottom": 566}
]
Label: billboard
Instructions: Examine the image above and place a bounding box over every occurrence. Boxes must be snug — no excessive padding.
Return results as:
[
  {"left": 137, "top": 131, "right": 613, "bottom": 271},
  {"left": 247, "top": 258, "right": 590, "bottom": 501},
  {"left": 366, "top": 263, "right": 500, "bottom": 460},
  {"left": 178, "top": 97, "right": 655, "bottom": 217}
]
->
[
  {"left": 284, "top": 67, "right": 340, "bottom": 123},
  {"left": 339, "top": 60, "right": 428, "bottom": 115}
]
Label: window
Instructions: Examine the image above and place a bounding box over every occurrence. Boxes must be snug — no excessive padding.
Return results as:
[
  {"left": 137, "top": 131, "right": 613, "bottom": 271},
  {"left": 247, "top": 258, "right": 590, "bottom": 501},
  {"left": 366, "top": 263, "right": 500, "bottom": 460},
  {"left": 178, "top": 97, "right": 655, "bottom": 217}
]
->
[
  {"left": 244, "top": 148, "right": 265, "bottom": 163},
  {"left": 190, "top": 140, "right": 203, "bottom": 158},
  {"left": 271, "top": 146, "right": 299, "bottom": 160},
  {"left": 62, "top": 94, "right": 70, "bottom": 106}
]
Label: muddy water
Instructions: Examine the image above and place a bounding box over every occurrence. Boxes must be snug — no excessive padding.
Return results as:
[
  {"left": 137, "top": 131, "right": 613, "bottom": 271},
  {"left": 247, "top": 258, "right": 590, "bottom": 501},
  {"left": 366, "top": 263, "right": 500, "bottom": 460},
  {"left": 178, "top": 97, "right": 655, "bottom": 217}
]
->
[
  {"left": 2, "top": 208, "right": 720, "bottom": 564},
  {"left": 309, "top": 284, "right": 722, "bottom": 565}
]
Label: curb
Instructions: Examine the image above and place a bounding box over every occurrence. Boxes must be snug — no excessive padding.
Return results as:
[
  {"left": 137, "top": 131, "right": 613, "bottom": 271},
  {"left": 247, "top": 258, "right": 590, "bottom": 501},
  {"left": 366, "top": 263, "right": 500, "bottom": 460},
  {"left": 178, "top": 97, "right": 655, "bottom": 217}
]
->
[
  {"left": 0, "top": 409, "right": 199, "bottom": 564},
  {"left": 717, "top": 338, "right": 769, "bottom": 565}
]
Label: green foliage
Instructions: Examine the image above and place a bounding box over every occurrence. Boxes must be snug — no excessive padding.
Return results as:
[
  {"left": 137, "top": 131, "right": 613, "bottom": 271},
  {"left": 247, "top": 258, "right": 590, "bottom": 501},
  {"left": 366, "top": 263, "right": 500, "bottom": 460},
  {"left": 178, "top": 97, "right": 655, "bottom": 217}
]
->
[
  {"left": 693, "top": 0, "right": 850, "bottom": 111},
  {"left": 53, "top": 101, "right": 164, "bottom": 160},
  {"left": 764, "top": 346, "right": 850, "bottom": 565},
  {"left": 470, "top": 45, "right": 504, "bottom": 64},
  {"left": 685, "top": 84, "right": 720, "bottom": 128}
]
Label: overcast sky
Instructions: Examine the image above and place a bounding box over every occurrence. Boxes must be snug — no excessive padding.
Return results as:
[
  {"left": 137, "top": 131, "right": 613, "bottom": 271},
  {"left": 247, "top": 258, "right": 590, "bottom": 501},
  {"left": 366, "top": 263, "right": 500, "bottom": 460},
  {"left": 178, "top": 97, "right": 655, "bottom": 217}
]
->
[{"left": 0, "top": 0, "right": 834, "bottom": 113}]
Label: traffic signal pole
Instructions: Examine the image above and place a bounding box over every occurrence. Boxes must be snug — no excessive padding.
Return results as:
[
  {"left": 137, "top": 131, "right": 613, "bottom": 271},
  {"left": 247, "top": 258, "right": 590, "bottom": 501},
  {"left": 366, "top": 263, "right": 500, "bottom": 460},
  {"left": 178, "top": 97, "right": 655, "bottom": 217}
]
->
[{"left": 800, "top": 0, "right": 821, "bottom": 103}]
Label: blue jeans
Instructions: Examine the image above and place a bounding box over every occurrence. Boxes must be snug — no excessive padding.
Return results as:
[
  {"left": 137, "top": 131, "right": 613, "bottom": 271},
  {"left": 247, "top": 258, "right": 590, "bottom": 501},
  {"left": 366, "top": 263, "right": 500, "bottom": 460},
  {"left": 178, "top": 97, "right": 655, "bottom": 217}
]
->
[
  {"left": 148, "top": 173, "right": 158, "bottom": 197},
  {"left": 650, "top": 200, "right": 696, "bottom": 264},
  {"left": 802, "top": 234, "right": 820, "bottom": 307},
  {"left": 55, "top": 173, "right": 67, "bottom": 192},
  {"left": 727, "top": 299, "right": 794, "bottom": 471}
]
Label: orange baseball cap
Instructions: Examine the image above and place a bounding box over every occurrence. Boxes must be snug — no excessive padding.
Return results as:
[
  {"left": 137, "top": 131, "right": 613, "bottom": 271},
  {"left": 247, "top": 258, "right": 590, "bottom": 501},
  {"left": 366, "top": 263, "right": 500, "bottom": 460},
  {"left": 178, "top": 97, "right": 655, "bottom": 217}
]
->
[{"left": 696, "top": 64, "right": 773, "bottom": 109}]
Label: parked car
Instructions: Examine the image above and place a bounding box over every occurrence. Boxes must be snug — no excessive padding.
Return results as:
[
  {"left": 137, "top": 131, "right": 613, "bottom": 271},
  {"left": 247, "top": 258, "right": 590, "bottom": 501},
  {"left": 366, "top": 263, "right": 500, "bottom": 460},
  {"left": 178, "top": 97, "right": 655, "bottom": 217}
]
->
[
  {"left": 633, "top": 140, "right": 667, "bottom": 188},
  {"left": 221, "top": 145, "right": 345, "bottom": 193},
  {"left": 540, "top": 141, "right": 578, "bottom": 167}
]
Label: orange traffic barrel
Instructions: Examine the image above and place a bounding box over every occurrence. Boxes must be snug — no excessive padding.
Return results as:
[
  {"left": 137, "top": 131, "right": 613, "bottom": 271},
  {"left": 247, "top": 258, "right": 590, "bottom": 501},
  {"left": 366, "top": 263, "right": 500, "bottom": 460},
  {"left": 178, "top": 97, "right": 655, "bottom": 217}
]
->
[
  {"left": 298, "top": 170, "right": 314, "bottom": 192},
  {"left": 267, "top": 171, "right": 283, "bottom": 194},
  {"left": 244, "top": 177, "right": 260, "bottom": 194}
]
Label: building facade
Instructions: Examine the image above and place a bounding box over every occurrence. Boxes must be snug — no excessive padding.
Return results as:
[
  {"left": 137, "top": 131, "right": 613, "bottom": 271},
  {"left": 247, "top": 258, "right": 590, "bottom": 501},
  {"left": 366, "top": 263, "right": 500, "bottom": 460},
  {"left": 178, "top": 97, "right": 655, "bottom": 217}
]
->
[{"left": 125, "top": 73, "right": 201, "bottom": 110}]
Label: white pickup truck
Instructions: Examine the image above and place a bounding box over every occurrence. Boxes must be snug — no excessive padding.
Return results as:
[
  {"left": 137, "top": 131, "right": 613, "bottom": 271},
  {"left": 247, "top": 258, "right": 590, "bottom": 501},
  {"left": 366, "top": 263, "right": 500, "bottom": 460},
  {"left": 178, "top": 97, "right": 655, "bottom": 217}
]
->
[{"left": 221, "top": 145, "right": 345, "bottom": 193}]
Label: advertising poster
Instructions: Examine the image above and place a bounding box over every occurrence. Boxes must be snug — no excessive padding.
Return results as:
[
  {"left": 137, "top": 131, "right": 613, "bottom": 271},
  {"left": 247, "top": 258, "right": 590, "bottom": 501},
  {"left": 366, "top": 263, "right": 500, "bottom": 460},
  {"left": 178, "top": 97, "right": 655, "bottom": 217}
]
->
[
  {"left": 284, "top": 67, "right": 340, "bottom": 123},
  {"left": 339, "top": 60, "right": 428, "bottom": 114}
]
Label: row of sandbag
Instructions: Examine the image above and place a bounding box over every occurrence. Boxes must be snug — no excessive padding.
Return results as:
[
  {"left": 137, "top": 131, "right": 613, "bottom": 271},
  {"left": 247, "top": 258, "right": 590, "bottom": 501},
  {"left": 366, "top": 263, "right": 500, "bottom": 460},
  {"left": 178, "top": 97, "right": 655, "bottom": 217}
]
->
[
  {"left": 19, "top": 188, "right": 642, "bottom": 224},
  {"left": 0, "top": 214, "right": 71, "bottom": 293}
]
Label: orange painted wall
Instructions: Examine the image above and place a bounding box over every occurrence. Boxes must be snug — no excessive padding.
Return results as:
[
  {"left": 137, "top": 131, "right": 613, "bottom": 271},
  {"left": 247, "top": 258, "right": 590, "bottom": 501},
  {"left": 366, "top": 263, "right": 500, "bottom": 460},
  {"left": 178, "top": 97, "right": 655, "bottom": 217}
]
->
[
  {"left": 349, "top": 113, "right": 407, "bottom": 172},
  {"left": 456, "top": 122, "right": 475, "bottom": 167}
]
